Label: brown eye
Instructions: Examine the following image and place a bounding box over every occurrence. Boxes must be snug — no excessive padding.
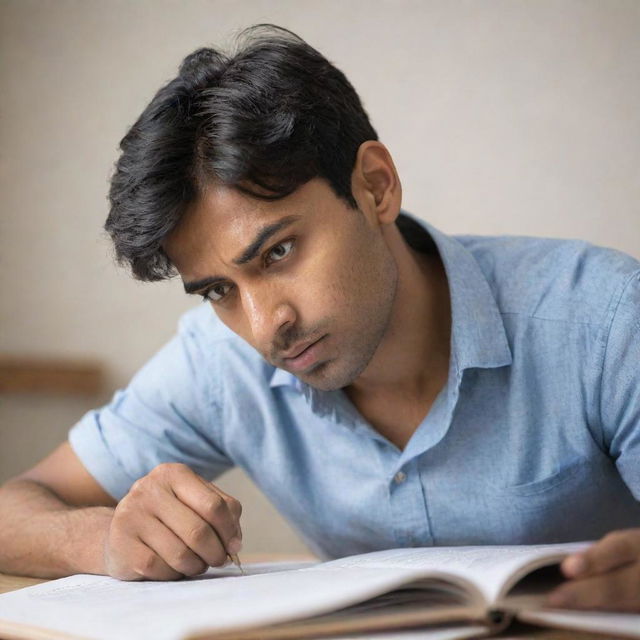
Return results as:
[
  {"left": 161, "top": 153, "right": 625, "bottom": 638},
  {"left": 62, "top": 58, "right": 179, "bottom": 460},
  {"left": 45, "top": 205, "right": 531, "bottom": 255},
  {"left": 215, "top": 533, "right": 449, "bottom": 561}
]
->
[
  {"left": 266, "top": 239, "right": 294, "bottom": 265},
  {"left": 204, "top": 283, "right": 232, "bottom": 302}
]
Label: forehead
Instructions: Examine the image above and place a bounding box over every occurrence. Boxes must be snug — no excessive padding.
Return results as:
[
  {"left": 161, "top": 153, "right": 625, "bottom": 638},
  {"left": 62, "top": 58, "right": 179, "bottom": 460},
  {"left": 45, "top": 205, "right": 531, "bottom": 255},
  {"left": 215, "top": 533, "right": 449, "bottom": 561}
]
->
[{"left": 163, "top": 178, "right": 345, "bottom": 276}]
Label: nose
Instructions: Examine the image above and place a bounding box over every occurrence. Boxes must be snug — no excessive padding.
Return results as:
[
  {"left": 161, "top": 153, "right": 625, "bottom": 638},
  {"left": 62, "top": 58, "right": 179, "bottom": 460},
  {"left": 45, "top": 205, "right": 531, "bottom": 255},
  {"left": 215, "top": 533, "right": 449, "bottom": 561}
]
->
[{"left": 242, "top": 284, "right": 296, "bottom": 349}]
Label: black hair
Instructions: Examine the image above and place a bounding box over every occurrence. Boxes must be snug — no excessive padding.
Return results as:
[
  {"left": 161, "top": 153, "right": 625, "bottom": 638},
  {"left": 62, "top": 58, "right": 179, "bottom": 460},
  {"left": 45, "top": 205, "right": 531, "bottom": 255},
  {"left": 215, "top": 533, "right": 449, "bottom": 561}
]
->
[{"left": 105, "top": 24, "right": 378, "bottom": 281}]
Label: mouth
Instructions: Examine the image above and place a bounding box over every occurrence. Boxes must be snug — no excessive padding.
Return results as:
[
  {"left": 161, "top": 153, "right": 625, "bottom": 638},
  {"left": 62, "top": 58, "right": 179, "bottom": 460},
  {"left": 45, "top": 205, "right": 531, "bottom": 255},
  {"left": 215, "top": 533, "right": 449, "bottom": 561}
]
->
[{"left": 281, "top": 335, "right": 326, "bottom": 372}]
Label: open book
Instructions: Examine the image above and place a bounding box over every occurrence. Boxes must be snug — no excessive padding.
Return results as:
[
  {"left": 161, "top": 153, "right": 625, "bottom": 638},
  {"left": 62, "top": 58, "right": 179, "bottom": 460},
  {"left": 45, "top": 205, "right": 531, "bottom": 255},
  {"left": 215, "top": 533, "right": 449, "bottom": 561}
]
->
[{"left": 0, "top": 542, "right": 639, "bottom": 640}]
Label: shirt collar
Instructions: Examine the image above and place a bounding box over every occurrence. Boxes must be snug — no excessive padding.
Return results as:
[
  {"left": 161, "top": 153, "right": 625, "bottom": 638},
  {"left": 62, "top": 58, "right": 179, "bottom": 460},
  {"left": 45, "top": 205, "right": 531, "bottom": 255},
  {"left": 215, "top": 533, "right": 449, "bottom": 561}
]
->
[
  {"left": 414, "top": 214, "right": 512, "bottom": 374},
  {"left": 270, "top": 212, "right": 512, "bottom": 395},
  {"left": 270, "top": 366, "right": 301, "bottom": 390}
]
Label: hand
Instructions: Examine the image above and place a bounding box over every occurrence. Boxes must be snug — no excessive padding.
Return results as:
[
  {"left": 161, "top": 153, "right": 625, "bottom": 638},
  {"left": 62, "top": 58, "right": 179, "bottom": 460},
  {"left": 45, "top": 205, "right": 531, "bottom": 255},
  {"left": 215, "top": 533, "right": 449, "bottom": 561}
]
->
[
  {"left": 546, "top": 528, "right": 640, "bottom": 611},
  {"left": 104, "top": 463, "right": 242, "bottom": 581}
]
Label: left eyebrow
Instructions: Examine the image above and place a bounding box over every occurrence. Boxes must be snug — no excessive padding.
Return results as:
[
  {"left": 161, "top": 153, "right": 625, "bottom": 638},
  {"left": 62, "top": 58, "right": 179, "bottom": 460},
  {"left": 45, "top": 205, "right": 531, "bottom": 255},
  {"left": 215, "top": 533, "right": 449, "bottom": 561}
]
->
[
  {"left": 232, "top": 215, "right": 301, "bottom": 266},
  {"left": 182, "top": 214, "right": 301, "bottom": 295}
]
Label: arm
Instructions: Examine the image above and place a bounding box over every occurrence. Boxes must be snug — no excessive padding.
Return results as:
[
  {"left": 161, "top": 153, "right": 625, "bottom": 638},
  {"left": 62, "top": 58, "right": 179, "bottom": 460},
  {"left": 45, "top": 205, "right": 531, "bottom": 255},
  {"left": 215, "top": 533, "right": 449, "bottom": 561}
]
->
[
  {"left": 0, "top": 441, "right": 242, "bottom": 581},
  {"left": 1, "top": 311, "right": 242, "bottom": 581},
  {"left": 0, "top": 441, "right": 116, "bottom": 578}
]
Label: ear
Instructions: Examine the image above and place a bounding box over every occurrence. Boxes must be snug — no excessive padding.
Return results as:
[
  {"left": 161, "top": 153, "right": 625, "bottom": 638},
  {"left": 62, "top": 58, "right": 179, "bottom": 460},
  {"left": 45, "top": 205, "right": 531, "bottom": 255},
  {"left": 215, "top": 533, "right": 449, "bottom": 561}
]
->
[{"left": 351, "top": 141, "right": 402, "bottom": 226}]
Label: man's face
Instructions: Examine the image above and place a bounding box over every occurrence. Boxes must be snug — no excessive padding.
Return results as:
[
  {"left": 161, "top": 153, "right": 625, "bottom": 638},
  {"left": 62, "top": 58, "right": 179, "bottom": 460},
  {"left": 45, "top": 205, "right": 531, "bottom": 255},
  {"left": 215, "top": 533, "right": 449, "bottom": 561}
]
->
[{"left": 165, "top": 178, "right": 398, "bottom": 391}]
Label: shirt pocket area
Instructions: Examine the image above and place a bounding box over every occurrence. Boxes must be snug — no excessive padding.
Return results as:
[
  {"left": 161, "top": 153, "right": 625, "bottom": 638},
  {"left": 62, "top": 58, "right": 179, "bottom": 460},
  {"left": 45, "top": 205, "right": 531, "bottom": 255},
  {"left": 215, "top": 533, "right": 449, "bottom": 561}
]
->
[
  {"left": 486, "top": 457, "right": 640, "bottom": 544},
  {"left": 500, "top": 459, "right": 585, "bottom": 497}
]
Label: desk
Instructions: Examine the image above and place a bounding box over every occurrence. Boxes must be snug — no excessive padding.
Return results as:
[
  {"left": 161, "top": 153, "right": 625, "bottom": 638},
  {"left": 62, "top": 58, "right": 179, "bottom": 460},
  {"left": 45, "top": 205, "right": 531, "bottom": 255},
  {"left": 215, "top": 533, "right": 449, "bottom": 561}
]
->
[
  {"left": 0, "top": 562, "right": 629, "bottom": 640},
  {"left": 0, "top": 574, "right": 46, "bottom": 596}
]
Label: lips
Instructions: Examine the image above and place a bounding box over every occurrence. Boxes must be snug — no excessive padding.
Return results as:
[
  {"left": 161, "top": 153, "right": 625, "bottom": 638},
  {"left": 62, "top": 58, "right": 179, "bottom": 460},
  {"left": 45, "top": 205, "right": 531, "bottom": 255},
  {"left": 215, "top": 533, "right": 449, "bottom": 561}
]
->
[
  {"left": 280, "top": 335, "right": 326, "bottom": 372},
  {"left": 281, "top": 337, "right": 321, "bottom": 360}
]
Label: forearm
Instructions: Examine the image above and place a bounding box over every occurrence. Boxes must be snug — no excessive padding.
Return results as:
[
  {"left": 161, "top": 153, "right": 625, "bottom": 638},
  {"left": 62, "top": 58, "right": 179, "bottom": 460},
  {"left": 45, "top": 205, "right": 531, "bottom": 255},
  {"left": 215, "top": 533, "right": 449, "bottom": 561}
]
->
[{"left": 0, "top": 478, "right": 113, "bottom": 578}]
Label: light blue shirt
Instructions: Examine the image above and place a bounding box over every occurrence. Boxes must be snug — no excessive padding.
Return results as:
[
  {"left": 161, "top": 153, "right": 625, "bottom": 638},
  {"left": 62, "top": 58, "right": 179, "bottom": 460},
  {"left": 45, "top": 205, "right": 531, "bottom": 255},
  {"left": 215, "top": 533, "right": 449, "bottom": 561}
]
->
[{"left": 69, "top": 213, "right": 640, "bottom": 559}]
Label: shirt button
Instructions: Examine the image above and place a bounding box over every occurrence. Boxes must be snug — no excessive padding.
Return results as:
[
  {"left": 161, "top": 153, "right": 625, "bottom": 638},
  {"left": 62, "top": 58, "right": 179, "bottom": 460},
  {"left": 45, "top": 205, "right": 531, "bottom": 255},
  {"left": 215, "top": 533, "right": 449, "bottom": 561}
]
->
[{"left": 394, "top": 471, "right": 407, "bottom": 484}]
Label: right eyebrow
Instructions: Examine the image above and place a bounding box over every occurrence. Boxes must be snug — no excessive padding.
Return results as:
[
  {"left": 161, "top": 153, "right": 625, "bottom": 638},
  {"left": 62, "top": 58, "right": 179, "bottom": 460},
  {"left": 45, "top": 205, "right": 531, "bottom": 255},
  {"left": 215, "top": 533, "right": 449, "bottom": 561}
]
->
[{"left": 183, "top": 276, "right": 225, "bottom": 295}]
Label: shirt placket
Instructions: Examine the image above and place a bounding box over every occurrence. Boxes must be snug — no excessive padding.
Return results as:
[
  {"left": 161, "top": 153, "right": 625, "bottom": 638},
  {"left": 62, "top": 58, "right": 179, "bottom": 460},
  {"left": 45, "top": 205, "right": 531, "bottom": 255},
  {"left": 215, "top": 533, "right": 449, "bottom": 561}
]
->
[{"left": 388, "top": 458, "right": 433, "bottom": 546}]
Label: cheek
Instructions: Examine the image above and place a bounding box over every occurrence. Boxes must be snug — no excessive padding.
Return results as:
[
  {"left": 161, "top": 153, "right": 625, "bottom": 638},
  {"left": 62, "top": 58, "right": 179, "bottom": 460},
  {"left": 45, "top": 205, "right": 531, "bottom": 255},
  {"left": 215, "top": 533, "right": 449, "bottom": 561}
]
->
[{"left": 297, "top": 244, "right": 352, "bottom": 313}]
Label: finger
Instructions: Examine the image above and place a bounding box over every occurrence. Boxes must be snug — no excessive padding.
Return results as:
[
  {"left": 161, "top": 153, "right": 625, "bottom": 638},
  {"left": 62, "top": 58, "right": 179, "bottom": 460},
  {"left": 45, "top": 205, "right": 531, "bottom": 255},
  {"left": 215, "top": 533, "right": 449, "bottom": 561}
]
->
[
  {"left": 153, "top": 490, "right": 230, "bottom": 568},
  {"left": 134, "top": 539, "right": 184, "bottom": 581},
  {"left": 169, "top": 468, "right": 242, "bottom": 551},
  {"left": 125, "top": 537, "right": 184, "bottom": 581},
  {"left": 561, "top": 529, "right": 640, "bottom": 579},
  {"left": 197, "top": 479, "right": 243, "bottom": 547},
  {"left": 144, "top": 464, "right": 241, "bottom": 559},
  {"left": 198, "top": 476, "right": 242, "bottom": 528},
  {"left": 198, "top": 477, "right": 243, "bottom": 526},
  {"left": 138, "top": 516, "right": 210, "bottom": 577},
  {"left": 547, "top": 562, "right": 640, "bottom": 612}
]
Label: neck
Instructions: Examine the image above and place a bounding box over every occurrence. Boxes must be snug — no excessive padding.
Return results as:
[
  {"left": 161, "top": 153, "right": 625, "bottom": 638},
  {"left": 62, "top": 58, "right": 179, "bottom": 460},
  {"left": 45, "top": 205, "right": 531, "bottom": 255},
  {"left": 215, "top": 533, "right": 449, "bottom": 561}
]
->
[{"left": 346, "top": 223, "right": 451, "bottom": 402}]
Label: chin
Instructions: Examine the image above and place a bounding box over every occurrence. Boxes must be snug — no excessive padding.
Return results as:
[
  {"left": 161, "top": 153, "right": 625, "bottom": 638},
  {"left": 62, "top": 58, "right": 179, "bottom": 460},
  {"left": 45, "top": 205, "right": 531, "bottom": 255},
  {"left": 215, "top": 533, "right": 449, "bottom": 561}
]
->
[{"left": 301, "top": 357, "right": 366, "bottom": 392}]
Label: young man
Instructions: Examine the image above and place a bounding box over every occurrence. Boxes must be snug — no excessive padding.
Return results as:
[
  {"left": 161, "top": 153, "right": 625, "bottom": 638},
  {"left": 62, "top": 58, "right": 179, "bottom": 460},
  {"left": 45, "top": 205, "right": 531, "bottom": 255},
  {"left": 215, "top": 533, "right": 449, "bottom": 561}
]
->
[{"left": 0, "top": 25, "right": 639, "bottom": 611}]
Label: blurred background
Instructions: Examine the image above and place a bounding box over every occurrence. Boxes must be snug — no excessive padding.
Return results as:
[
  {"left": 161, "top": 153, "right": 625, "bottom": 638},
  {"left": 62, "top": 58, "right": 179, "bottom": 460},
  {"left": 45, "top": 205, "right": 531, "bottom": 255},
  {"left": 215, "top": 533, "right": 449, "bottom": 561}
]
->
[{"left": 1, "top": 0, "right": 639, "bottom": 555}]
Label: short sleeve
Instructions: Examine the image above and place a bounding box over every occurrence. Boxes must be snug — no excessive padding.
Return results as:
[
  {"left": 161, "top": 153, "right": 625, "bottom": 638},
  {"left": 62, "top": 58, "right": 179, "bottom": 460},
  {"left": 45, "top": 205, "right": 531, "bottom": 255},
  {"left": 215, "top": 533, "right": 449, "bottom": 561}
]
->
[
  {"left": 600, "top": 270, "right": 640, "bottom": 499},
  {"left": 69, "top": 311, "right": 234, "bottom": 501}
]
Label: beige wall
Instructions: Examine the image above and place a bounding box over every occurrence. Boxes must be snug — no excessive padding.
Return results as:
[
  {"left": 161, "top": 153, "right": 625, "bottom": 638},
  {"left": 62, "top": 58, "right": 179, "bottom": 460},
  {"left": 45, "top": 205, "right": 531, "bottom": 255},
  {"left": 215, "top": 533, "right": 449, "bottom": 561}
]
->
[{"left": 1, "top": 0, "right": 639, "bottom": 554}]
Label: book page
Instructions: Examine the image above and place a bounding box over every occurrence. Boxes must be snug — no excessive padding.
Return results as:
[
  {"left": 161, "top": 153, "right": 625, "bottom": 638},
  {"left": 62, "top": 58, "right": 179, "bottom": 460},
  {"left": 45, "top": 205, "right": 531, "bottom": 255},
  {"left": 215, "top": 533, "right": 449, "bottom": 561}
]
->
[
  {"left": 260, "top": 624, "right": 491, "bottom": 640},
  {"left": 319, "top": 625, "right": 490, "bottom": 640},
  {"left": 315, "top": 542, "right": 590, "bottom": 603},
  {"left": 0, "top": 544, "right": 591, "bottom": 640},
  {"left": 518, "top": 608, "right": 640, "bottom": 639},
  {"left": 0, "top": 560, "right": 476, "bottom": 640}
]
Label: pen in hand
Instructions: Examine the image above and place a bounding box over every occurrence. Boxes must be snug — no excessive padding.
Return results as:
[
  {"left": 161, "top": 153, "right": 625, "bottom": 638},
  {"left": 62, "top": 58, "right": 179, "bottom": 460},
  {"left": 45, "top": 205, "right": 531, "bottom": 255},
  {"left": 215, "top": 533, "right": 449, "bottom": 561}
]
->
[{"left": 228, "top": 552, "right": 245, "bottom": 575}]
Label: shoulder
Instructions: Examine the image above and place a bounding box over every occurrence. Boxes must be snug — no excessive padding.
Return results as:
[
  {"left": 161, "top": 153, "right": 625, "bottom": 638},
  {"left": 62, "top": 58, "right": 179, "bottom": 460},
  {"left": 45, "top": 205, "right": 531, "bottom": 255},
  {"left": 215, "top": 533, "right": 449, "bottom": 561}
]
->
[
  {"left": 454, "top": 233, "right": 640, "bottom": 324},
  {"left": 177, "top": 303, "right": 237, "bottom": 344}
]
